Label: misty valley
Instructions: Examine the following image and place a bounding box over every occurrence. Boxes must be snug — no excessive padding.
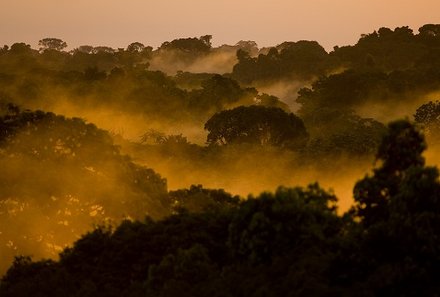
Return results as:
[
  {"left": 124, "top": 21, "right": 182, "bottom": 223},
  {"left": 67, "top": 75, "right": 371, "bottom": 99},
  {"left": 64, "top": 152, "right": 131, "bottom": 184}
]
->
[{"left": 1, "top": 25, "right": 440, "bottom": 296}]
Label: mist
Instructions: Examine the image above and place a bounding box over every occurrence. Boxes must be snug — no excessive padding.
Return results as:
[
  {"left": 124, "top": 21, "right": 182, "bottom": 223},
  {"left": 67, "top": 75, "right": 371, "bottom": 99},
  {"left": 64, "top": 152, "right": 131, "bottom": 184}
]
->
[{"left": 1, "top": 25, "right": 440, "bottom": 294}]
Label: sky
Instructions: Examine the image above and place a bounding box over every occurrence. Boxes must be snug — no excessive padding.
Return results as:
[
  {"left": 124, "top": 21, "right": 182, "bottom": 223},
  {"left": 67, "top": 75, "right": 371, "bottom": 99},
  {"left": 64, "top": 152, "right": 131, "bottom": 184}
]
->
[{"left": 1, "top": 0, "right": 440, "bottom": 51}]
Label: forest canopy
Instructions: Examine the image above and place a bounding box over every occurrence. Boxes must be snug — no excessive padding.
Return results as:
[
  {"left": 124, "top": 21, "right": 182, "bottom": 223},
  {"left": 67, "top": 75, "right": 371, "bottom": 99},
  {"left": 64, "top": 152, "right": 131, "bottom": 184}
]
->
[
  {"left": 1, "top": 23, "right": 440, "bottom": 296},
  {"left": 2, "top": 120, "right": 440, "bottom": 296}
]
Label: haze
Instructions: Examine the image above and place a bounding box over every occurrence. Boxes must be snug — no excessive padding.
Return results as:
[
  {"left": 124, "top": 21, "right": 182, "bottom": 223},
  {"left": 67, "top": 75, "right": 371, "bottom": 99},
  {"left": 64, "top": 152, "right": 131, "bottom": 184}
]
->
[{"left": 2, "top": 0, "right": 439, "bottom": 50}]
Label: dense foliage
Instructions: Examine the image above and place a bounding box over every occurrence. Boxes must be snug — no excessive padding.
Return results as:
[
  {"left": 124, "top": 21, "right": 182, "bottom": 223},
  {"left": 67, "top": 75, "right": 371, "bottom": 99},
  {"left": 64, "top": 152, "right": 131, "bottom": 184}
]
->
[
  {"left": 204, "top": 105, "right": 308, "bottom": 149},
  {"left": 1, "top": 24, "right": 440, "bottom": 295},
  {"left": 0, "top": 106, "right": 169, "bottom": 273},
  {"left": 1, "top": 121, "right": 440, "bottom": 296}
]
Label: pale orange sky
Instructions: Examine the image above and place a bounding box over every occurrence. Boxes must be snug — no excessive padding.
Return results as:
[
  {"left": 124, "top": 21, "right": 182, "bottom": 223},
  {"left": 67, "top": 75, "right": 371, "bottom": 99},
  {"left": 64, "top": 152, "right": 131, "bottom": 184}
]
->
[{"left": 1, "top": 0, "right": 440, "bottom": 50}]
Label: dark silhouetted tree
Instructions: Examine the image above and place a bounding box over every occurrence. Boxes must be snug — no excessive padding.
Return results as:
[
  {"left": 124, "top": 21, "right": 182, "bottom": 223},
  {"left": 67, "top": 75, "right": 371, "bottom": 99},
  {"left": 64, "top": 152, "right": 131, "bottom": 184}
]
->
[
  {"left": 353, "top": 120, "right": 426, "bottom": 227},
  {"left": 204, "top": 105, "right": 309, "bottom": 149},
  {"left": 127, "top": 42, "right": 146, "bottom": 53},
  {"left": 38, "top": 38, "right": 67, "bottom": 52},
  {"left": 414, "top": 100, "right": 440, "bottom": 139},
  {"left": 169, "top": 185, "right": 239, "bottom": 213}
]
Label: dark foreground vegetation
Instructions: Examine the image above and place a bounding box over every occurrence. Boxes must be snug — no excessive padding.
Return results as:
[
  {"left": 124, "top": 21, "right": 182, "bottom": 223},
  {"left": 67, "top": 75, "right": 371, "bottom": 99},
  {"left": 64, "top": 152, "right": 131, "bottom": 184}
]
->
[
  {"left": 1, "top": 24, "right": 440, "bottom": 296},
  {"left": 1, "top": 120, "right": 440, "bottom": 296}
]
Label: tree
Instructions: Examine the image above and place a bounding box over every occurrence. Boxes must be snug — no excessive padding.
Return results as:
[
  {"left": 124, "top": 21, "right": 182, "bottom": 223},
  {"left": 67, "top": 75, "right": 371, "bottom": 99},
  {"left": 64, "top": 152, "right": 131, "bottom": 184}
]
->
[
  {"left": 74, "top": 45, "right": 94, "bottom": 54},
  {"left": 9, "top": 43, "right": 32, "bottom": 54},
  {"left": 127, "top": 42, "right": 145, "bottom": 53},
  {"left": 147, "top": 244, "right": 216, "bottom": 295},
  {"left": 159, "top": 36, "right": 212, "bottom": 55},
  {"left": 169, "top": 185, "right": 239, "bottom": 213},
  {"left": 191, "top": 74, "right": 249, "bottom": 109},
  {"left": 302, "top": 108, "right": 386, "bottom": 158},
  {"left": 296, "top": 70, "right": 389, "bottom": 117},
  {"left": 418, "top": 24, "right": 440, "bottom": 37},
  {"left": 38, "top": 38, "right": 67, "bottom": 52},
  {"left": 227, "top": 184, "right": 339, "bottom": 263},
  {"left": 204, "top": 105, "right": 309, "bottom": 149},
  {"left": 0, "top": 107, "right": 170, "bottom": 275},
  {"left": 235, "top": 40, "right": 259, "bottom": 55},
  {"left": 92, "top": 46, "right": 115, "bottom": 54},
  {"left": 199, "top": 35, "right": 212, "bottom": 48},
  {"left": 0, "top": 256, "right": 72, "bottom": 297},
  {"left": 414, "top": 100, "right": 440, "bottom": 139},
  {"left": 353, "top": 120, "right": 426, "bottom": 227},
  {"left": 0, "top": 45, "right": 8, "bottom": 55},
  {"left": 232, "top": 40, "right": 330, "bottom": 83},
  {"left": 347, "top": 120, "right": 440, "bottom": 295}
]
